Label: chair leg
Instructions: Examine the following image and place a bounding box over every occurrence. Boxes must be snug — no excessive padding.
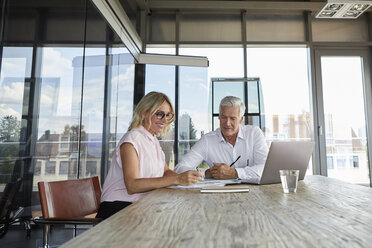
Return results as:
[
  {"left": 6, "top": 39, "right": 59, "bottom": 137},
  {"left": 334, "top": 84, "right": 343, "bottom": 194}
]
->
[
  {"left": 22, "top": 218, "right": 31, "bottom": 237},
  {"left": 0, "top": 223, "right": 9, "bottom": 239},
  {"left": 43, "top": 224, "right": 50, "bottom": 248}
]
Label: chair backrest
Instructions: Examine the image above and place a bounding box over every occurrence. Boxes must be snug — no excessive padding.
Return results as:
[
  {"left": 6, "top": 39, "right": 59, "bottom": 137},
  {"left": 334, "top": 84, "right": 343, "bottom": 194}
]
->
[
  {"left": 38, "top": 176, "right": 101, "bottom": 219},
  {"left": 0, "top": 178, "right": 22, "bottom": 221}
]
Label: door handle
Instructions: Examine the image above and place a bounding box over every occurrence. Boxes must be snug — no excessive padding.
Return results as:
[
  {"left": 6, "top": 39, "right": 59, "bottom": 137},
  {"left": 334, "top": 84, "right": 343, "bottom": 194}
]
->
[{"left": 318, "top": 125, "right": 323, "bottom": 136}]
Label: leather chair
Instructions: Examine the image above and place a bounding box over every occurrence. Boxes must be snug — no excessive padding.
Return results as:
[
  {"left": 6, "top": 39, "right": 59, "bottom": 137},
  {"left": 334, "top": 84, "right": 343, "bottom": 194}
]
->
[{"left": 34, "top": 176, "right": 102, "bottom": 247}]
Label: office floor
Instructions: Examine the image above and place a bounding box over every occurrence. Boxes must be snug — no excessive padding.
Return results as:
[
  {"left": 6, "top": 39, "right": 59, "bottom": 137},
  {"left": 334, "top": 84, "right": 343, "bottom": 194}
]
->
[{"left": 0, "top": 223, "right": 89, "bottom": 248}]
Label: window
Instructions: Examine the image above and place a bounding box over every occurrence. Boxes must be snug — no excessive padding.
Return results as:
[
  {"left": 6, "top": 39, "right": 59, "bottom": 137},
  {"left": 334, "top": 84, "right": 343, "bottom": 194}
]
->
[
  {"left": 60, "top": 136, "right": 69, "bottom": 151},
  {"left": 319, "top": 55, "right": 369, "bottom": 184},
  {"left": 246, "top": 47, "right": 313, "bottom": 174},
  {"left": 327, "top": 156, "right": 334, "bottom": 169},
  {"left": 247, "top": 47, "right": 311, "bottom": 142},
  {"left": 145, "top": 47, "right": 176, "bottom": 168},
  {"left": 86, "top": 161, "right": 97, "bottom": 176},
  {"left": 45, "top": 161, "right": 56, "bottom": 175},
  {"left": 34, "top": 161, "right": 42, "bottom": 176},
  {"left": 178, "top": 47, "right": 242, "bottom": 160},
  {"left": 0, "top": 46, "right": 33, "bottom": 186},
  {"left": 353, "top": 156, "right": 359, "bottom": 168},
  {"left": 336, "top": 157, "right": 347, "bottom": 169},
  {"left": 59, "top": 161, "right": 69, "bottom": 175}
]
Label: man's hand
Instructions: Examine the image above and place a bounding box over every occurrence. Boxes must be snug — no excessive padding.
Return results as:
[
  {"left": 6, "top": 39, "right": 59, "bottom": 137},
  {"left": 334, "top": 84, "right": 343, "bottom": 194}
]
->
[{"left": 210, "top": 163, "right": 238, "bottom": 179}]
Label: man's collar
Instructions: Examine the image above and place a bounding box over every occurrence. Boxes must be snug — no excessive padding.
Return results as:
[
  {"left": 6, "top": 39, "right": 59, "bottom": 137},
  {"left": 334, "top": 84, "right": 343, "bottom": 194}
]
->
[
  {"left": 217, "top": 128, "right": 225, "bottom": 143},
  {"left": 218, "top": 125, "right": 243, "bottom": 143},
  {"left": 237, "top": 125, "right": 244, "bottom": 140}
]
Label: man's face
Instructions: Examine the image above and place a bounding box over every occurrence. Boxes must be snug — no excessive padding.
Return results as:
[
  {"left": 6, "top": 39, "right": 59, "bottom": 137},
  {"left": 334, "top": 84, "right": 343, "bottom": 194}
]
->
[{"left": 219, "top": 106, "right": 243, "bottom": 139}]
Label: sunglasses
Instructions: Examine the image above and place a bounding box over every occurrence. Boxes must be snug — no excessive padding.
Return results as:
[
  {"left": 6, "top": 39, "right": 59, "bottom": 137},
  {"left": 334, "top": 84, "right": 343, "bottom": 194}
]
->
[{"left": 154, "top": 111, "right": 174, "bottom": 121}]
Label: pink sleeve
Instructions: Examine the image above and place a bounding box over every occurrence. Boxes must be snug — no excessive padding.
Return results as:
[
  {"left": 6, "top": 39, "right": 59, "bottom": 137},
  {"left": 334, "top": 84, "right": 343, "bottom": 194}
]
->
[{"left": 115, "top": 132, "right": 139, "bottom": 168}]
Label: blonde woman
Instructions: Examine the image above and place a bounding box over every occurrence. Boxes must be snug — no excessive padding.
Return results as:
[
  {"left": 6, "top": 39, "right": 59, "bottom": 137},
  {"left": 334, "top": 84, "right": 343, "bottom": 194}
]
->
[{"left": 97, "top": 91, "right": 201, "bottom": 219}]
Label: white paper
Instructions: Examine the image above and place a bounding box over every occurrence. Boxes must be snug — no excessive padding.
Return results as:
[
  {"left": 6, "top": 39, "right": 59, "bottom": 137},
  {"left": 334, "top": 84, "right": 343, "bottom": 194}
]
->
[{"left": 168, "top": 179, "right": 240, "bottom": 189}]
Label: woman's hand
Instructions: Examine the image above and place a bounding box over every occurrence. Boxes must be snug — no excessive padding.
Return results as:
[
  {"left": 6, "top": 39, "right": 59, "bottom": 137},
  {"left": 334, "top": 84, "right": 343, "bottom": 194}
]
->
[{"left": 176, "top": 170, "right": 202, "bottom": 185}]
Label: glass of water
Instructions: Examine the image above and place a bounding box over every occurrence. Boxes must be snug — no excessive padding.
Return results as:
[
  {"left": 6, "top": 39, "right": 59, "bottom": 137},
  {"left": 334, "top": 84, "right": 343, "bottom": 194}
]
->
[
  {"left": 196, "top": 164, "right": 209, "bottom": 180},
  {"left": 279, "top": 170, "right": 299, "bottom": 193}
]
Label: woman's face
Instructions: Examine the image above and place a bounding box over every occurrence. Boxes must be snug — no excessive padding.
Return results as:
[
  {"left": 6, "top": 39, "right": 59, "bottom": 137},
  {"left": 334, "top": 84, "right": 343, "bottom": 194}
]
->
[{"left": 146, "top": 101, "right": 172, "bottom": 135}]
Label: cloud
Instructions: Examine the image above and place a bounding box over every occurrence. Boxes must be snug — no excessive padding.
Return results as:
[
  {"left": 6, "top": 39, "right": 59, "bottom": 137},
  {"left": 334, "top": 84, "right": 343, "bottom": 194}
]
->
[
  {"left": 110, "top": 66, "right": 135, "bottom": 92},
  {"left": 2, "top": 58, "right": 28, "bottom": 77},
  {"left": 116, "top": 99, "right": 133, "bottom": 114},
  {"left": 198, "top": 82, "right": 208, "bottom": 91},
  {"left": 0, "top": 81, "right": 24, "bottom": 104},
  {"left": 0, "top": 104, "right": 21, "bottom": 118},
  {"left": 40, "top": 94, "right": 54, "bottom": 109},
  {"left": 40, "top": 84, "right": 59, "bottom": 109},
  {"left": 41, "top": 48, "right": 73, "bottom": 77}
]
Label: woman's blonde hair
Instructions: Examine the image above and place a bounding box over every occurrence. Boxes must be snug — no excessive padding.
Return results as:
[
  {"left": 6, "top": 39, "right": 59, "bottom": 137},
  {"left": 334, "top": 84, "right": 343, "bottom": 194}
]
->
[{"left": 128, "top": 91, "right": 175, "bottom": 135}]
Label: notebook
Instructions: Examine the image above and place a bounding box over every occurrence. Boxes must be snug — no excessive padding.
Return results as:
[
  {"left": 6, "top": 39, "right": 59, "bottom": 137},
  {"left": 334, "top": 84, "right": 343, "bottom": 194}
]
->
[
  {"left": 241, "top": 141, "right": 315, "bottom": 185},
  {"left": 200, "top": 184, "right": 250, "bottom": 193}
]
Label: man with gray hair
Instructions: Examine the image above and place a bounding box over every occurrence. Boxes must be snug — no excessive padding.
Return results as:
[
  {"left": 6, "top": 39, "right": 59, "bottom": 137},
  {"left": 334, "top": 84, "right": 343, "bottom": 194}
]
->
[{"left": 175, "top": 96, "right": 268, "bottom": 180}]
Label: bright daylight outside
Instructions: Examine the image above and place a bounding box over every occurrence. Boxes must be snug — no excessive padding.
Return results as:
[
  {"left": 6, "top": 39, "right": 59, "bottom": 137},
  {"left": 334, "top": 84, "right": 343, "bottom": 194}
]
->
[
  {"left": 2, "top": 46, "right": 369, "bottom": 185},
  {"left": 0, "top": 46, "right": 135, "bottom": 189},
  {"left": 321, "top": 57, "right": 369, "bottom": 185},
  {"left": 146, "top": 47, "right": 314, "bottom": 173}
]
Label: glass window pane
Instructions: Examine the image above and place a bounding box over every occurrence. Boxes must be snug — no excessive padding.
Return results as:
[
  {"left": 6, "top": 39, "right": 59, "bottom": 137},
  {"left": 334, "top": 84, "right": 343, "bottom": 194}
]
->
[
  {"left": 178, "top": 66, "right": 208, "bottom": 161},
  {"left": 0, "top": 0, "right": 136, "bottom": 220},
  {"left": 247, "top": 80, "right": 259, "bottom": 114},
  {"left": 248, "top": 116, "right": 260, "bottom": 127},
  {"left": 180, "top": 47, "right": 244, "bottom": 133},
  {"left": 80, "top": 47, "right": 106, "bottom": 178},
  {"left": 0, "top": 47, "right": 32, "bottom": 187},
  {"left": 247, "top": 47, "right": 311, "bottom": 141},
  {"left": 59, "top": 161, "right": 69, "bottom": 175},
  {"left": 321, "top": 56, "right": 369, "bottom": 184},
  {"left": 86, "top": 161, "right": 97, "bottom": 177},
  {"left": 213, "top": 116, "right": 220, "bottom": 130},
  {"left": 35, "top": 47, "right": 84, "bottom": 186},
  {"left": 213, "top": 81, "right": 244, "bottom": 115},
  {"left": 35, "top": 161, "right": 42, "bottom": 176},
  {"left": 45, "top": 161, "right": 56, "bottom": 175},
  {"left": 179, "top": 47, "right": 244, "bottom": 82},
  {"left": 145, "top": 65, "right": 175, "bottom": 104},
  {"left": 247, "top": 47, "right": 313, "bottom": 173},
  {"left": 110, "top": 47, "right": 135, "bottom": 151},
  {"left": 145, "top": 64, "right": 176, "bottom": 169}
]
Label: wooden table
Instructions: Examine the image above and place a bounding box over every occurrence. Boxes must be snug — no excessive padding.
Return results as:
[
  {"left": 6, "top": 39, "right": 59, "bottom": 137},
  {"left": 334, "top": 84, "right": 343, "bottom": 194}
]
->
[{"left": 61, "top": 175, "right": 372, "bottom": 248}]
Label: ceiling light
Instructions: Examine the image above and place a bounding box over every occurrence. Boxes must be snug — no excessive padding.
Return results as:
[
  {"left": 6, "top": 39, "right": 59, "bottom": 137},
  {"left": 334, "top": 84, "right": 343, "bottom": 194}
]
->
[
  {"left": 326, "top": 4, "right": 344, "bottom": 11},
  {"left": 350, "top": 4, "right": 369, "bottom": 11},
  {"left": 316, "top": 0, "right": 372, "bottom": 19}
]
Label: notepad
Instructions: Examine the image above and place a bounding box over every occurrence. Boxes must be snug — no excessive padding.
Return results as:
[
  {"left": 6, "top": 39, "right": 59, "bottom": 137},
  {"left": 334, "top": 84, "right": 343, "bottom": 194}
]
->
[
  {"left": 168, "top": 179, "right": 240, "bottom": 189},
  {"left": 200, "top": 184, "right": 250, "bottom": 193}
]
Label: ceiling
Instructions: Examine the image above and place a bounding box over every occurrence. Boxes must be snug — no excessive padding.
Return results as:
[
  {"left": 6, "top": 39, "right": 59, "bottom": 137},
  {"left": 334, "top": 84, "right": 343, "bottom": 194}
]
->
[
  {"left": 131, "top": 0, "right": 372, "bottom": 16},
  {"left": 146, "top": 0, "right": 325, "bottom": 11}
]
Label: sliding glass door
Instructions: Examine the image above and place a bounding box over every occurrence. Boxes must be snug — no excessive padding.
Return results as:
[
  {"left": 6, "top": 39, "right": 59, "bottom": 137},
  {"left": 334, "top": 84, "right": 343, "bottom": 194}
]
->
[{"left": 314, "top": 49, "right": 372, "bottom": 185}]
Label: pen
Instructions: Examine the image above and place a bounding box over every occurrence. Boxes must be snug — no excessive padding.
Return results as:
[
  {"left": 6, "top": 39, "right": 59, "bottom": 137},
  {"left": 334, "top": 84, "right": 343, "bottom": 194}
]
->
[{"left": 230, "top": 155, "right": 241, "bottom": 167}]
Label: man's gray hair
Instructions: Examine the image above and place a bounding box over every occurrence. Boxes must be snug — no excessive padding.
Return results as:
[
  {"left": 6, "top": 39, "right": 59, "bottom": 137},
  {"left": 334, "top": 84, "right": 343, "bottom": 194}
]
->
[{"left": 219, "top": 96, "right": 246, "bottom": 117}]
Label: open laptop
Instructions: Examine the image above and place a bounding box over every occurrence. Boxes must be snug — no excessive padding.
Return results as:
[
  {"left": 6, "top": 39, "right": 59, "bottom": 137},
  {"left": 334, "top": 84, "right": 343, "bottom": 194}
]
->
[{"left": 241, "top": 141, "right": 315, "bottom": 185}]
